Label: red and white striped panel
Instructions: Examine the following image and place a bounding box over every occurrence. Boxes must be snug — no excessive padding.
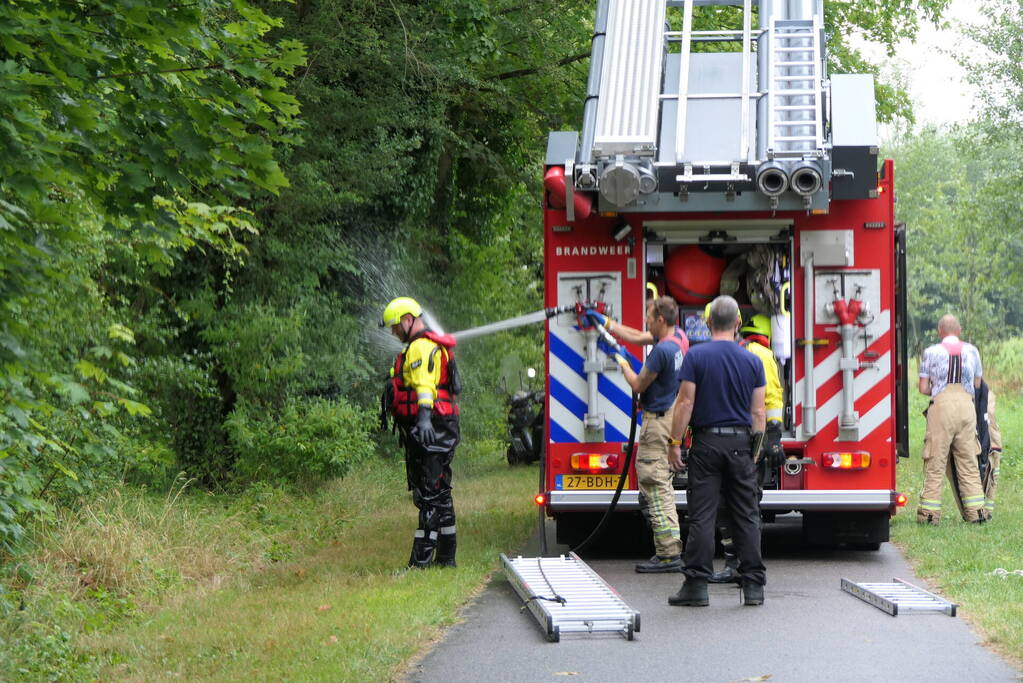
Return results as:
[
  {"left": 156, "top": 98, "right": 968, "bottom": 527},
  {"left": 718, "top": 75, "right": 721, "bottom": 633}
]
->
[{"left": 793, "top": 310, "right": 893, "bottom": 441}]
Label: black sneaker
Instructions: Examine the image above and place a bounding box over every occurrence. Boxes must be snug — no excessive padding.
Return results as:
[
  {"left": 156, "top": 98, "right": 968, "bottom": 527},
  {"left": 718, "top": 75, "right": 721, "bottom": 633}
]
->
[
  {"left": 635, "top": 554, "right": 683, "bottom": 573},
  {"left": 709, "top": 565, "right": 741, "bottom": 584}
]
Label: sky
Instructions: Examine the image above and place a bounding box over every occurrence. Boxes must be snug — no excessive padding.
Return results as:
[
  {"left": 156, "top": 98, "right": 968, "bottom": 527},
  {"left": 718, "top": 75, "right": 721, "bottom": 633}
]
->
[{"left": 852, "top": 0, "right": 987, "bottom": 127}]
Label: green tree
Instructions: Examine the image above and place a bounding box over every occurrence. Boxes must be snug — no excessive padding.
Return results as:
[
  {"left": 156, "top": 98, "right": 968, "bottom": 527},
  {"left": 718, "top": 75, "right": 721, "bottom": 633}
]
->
[{"left": 0, "top": 0, "right": 304, "bottom": 550}]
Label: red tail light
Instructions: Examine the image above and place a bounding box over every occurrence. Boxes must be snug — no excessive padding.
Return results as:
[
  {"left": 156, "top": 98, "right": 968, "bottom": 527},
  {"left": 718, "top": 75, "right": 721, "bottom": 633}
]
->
[
  {"left": 896, "top": 493, "right": 907, "bottom": 507},
  {"left": 822, "top": 451, "right": 871, "bottom": 469},
  {"left": 570, "top": 453, "right": 619, "bottom": 473},
  {"left": 534, "top": 493, "right": 546, "bottom": 505}
]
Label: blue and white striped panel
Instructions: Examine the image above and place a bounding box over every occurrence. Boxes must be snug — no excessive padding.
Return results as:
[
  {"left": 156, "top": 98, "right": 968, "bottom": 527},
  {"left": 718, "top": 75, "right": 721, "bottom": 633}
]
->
[{"left": 548, "top": 327, "right": 636, "bottom": 443}]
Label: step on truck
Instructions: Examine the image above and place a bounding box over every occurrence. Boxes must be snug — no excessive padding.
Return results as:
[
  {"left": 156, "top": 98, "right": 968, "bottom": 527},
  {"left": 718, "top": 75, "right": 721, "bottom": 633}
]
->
[{"left": 540, "top": 0, "right": 908, "bottom": 549}]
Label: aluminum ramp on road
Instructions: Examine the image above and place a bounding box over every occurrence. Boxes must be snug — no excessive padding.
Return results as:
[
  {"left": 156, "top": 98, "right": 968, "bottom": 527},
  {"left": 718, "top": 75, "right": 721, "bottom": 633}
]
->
[
  {"left": 501, "top": 552, "right": 640, "bottom": 642},
  {"left": 841, "top": 577, "right": 958, "bottom": 616}
]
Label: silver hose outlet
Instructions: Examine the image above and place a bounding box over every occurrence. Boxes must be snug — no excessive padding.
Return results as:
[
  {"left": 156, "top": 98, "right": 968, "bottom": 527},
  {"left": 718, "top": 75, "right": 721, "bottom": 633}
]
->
[
  {"left": 784, "top": 460, "right": 804, "bottom": 476},
  {"left": 789, "top": 161, "right": 823, "bottom": 196},
  {"left": 755, "top": 161, "right": 789, "bottom": 197}
]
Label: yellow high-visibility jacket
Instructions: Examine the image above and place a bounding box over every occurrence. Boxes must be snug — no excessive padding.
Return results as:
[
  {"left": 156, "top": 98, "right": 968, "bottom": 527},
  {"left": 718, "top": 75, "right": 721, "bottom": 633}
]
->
[{"left": 744, "top": 340, "right": 783, "bottom": 424}]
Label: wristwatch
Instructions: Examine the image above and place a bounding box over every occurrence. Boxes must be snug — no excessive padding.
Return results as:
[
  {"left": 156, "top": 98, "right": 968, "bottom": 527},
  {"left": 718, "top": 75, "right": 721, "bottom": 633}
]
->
[{"left": 668, "top": 438, "right": 684, "bottom": 446}]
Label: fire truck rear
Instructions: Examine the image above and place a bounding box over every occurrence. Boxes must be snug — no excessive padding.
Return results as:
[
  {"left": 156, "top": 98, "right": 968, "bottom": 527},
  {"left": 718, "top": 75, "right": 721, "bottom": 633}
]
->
[{"left": 540, "top": 0, "right": 909, "bottom": 549}]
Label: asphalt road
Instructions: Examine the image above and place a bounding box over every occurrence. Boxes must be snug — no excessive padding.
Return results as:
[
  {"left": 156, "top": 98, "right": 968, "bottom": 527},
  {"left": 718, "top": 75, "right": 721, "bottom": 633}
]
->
[{"left": 410, "top": 516, "right": 1021, "bottom": 683}]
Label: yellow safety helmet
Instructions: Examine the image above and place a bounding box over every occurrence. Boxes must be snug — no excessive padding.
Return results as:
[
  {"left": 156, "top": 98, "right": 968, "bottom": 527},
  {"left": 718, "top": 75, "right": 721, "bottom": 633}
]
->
[
  {"left": 381, "top": 297, "right": 422, "bottom": 327},
  {"left": 740, "top": 313, "right": 771, "bottom": 338}
]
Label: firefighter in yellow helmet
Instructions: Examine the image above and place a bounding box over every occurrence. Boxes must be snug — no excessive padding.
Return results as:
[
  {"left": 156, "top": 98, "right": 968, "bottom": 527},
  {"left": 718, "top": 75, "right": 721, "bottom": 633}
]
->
[
  {"left": 381, "top": 297, "right": 462, "bottom": 568},
  {"left": 708, "top": 312, "right": 785, "bottom": 584}
]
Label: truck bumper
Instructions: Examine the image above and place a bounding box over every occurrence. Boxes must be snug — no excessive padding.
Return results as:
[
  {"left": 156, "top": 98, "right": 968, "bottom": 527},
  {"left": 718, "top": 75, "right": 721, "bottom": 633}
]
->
[{"left": 547, "top": 489, "right": 896, "bottom": 512}]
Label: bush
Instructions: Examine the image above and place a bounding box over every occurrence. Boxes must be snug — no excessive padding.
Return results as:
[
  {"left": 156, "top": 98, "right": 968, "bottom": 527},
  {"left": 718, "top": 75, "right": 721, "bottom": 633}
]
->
[
  {"left": 983, "top": 338, "right": 1023, "bottom": 393},
  {"left": 225, "top": 397, "right": 375, "bottom": 484},
  {"left": 132, "top": 355, "right": 229, "bottom": 485}
]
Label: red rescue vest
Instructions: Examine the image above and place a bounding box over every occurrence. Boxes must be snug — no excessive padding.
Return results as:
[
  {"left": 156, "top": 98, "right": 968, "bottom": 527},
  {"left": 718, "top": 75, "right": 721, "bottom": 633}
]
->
[
  {"left": 739, "top": 334, "right": 769, "bottom": 349},
  {"left": 390, "top": 330, "right": 460, "bottom": 422},
  {"left": 662, "top": 327, "right": 689, "bottom": 354}
]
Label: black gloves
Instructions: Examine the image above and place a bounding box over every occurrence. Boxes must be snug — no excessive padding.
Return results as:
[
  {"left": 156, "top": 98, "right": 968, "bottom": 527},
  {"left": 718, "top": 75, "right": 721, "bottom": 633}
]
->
[
  {"left": 765, "top": 422, "right": 785, "bottom": 469},
  {"left": 411, "top": 406, "right": 437, "bottom": 447}
]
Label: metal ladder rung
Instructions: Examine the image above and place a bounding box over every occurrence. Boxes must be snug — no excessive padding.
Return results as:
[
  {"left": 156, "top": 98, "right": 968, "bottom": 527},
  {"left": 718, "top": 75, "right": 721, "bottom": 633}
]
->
[
  {"left": 774, "top": 61, "right": 815, "bottom": 67},
  {"left": 775, "top": 105, "right": 816, "bottom": 111},
  {"left": 502, "top": 552, "right": 640, "bottom": 642},
  {"left": 773, "top": 89, "right": 818, "bottom": 96},
  {"left": 841, "top": 578, "right": 958, "bottom": 617}
]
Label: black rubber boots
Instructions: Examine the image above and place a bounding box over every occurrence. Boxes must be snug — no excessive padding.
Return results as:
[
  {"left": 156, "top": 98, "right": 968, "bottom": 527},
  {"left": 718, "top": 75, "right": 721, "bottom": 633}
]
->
[
  {"left": 668, "top": 578, "right": 709, "bottom": 606},
  {"left": 408, "top": 536, "right": 436, "bottom": 569},
  {"left": 435, "top": 533, "right": 457, "bottom": 568}
]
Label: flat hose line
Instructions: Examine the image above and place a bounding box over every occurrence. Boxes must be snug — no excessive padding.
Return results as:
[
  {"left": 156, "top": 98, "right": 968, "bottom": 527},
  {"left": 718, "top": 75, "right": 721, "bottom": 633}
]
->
[{"left": 525, "top": 392, "right": 640, "bottom": 608}]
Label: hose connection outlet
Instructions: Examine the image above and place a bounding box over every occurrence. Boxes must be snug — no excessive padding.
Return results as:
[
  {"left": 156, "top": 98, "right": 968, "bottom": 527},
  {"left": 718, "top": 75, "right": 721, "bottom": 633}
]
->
[
  {"left": 789, "top": 161, "right": 824, "bottom": 197},
  {"left": 755, "top": 161, "right": 789, "bottom": 197},
  {"left": 783, "top": 459, "right": 804, "bottom": 476}
]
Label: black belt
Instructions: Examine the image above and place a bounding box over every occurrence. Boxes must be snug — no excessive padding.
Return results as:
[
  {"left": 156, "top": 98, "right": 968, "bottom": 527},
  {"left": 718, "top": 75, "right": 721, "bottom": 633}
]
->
[
  {"left": 694, "top": 426, "right": 750, "bottom": 436},
  {"left": 644, "top": 410, "right": 667, "bottom": 417}
]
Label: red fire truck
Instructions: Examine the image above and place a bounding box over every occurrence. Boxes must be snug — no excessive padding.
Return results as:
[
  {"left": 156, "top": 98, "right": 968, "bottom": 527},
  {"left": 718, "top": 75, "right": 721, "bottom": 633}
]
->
[{"left": 539, "top": 0, "right": 908, "bottom": 549}]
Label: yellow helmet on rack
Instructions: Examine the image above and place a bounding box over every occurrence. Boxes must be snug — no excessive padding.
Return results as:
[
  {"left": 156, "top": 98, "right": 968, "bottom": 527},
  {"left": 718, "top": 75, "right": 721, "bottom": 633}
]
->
[
  {"left": 704, "top": 302, "right": 742, "bottom": 326},
  {"left": 381, "top": 297, "right": 422, "bottom": 327},
  {"left": 740, "top": 313, "right": 771, "bottom": 339}
]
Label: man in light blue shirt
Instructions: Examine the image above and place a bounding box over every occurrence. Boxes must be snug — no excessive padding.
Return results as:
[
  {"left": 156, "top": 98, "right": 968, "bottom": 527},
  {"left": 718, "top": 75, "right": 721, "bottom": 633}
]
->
[{"left": 916, "top": 314, "right": 988, "bottom": 525}]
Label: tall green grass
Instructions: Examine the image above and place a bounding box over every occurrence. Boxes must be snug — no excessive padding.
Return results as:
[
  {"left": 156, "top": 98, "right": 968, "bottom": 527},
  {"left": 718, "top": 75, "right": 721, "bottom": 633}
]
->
[
  {"left": 983, "top": 338, "right": 1023, "bottom": 393},
  {"left": 1, "top": 442, "right": 538, "bottom": 681},
  {"left": 893, "top": 363, "right": 1022, "bottom": 668}
]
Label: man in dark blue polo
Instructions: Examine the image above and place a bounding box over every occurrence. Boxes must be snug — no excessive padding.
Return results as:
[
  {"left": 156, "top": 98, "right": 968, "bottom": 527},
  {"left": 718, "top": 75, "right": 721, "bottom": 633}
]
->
[{"left": 666, "top": 295, "right": 767, "bottom": 606}]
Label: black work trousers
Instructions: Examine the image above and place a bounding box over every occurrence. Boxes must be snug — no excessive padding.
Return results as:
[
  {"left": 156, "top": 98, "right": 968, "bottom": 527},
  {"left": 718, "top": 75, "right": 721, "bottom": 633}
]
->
[
  {"left": 404, "top": 418, "right": 459, "bottom": 536},
  {"left": 683, "top": 432, "right": 766, "bottom": 585}
]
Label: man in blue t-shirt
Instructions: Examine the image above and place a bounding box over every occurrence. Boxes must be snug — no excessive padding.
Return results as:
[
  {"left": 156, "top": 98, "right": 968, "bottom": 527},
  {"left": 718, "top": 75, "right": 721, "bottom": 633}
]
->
[
  {"left": 666, "top": 295, "right": 767, "bottom": 607},
  {"left": 596, "top": 295, "right": 688, "bottom": 573}
]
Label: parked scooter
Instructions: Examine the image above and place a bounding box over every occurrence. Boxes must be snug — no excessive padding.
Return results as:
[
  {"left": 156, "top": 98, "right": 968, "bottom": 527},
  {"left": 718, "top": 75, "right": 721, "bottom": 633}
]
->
[{"left": 506, "top": 368, "right": 544, "bottom": 466}]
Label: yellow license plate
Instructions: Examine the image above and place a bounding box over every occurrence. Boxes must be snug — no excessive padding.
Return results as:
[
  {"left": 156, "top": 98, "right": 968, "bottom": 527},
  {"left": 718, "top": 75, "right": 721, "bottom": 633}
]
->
[{"left": 556, "top": 474, "right": 627, "bottom": 490}]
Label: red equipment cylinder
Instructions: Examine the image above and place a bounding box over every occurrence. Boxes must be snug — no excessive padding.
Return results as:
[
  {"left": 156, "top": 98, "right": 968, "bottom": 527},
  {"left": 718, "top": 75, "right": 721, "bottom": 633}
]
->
[
  {"left": 664, "top": 246, "right": 727, "bottom": 305},
  {"left": 543, "top": 166, "right": 592, "bottom": 220}
]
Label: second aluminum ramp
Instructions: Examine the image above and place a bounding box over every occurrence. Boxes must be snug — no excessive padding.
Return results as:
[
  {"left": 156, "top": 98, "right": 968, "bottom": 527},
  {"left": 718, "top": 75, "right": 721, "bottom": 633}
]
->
[{"left": 842, "top": 577, "right": 958, "bottom": 616}]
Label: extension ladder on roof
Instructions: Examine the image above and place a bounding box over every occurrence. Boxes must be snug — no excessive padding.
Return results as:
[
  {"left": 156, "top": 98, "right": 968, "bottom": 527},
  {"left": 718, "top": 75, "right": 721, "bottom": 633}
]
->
[
  {"left": 841, "top": 577, "right": 958, "bottom": 616},
  {"left": 766, "top": 15, "right": 824, "bottom": 158},
  {"left": 501, "top": 552, "right": 640, "bottom": 642}
]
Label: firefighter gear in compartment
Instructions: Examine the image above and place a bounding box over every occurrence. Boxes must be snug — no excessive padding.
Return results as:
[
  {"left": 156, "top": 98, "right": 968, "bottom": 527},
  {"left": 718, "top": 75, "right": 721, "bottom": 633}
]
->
[
  {"left": 664, "top": 245, "right": 726, "bottom": 305},
  {"left": 664, "top": 242, "right": 792, "bottom": 451}
]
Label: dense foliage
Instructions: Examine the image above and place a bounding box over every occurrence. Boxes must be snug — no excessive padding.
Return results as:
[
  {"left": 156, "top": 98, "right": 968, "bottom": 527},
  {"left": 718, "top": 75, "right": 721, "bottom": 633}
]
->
[
  {"left": 0, "top": 0, "right": 303, "bottom": 550},
  {"left": 0, "top": 0, "right": 965, "bottom": 557},
  {"left": 887, "top": 0, "right": 1023, "bottom": 351}
]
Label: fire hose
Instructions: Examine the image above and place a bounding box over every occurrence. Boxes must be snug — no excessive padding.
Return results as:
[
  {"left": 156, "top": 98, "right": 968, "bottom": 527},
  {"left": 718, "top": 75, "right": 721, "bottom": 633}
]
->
[{"left": 536, "top": 310, "right": 641, "bottom": 556}]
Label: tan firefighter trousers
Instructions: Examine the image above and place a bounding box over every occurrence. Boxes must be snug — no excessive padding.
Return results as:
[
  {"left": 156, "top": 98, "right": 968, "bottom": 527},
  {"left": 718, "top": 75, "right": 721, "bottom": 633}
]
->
[
  {"left": 636, "top": 412, "right": 683, "bottom": 557},
  {"left": 918, "top": 384, "right": 986, "bottom": 523}
]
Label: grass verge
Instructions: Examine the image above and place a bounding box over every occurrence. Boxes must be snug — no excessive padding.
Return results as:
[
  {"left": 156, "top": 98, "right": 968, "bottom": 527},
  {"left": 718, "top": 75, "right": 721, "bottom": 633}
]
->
[
  {"left": 3, "top": 391, "right": 1019, "bottom": 678},
  {"left": 1, "top": 443, "right": 539, "bottom": 681},
  {"left": 892, "top": 386, "right": 1022, "bottom": 668}
]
